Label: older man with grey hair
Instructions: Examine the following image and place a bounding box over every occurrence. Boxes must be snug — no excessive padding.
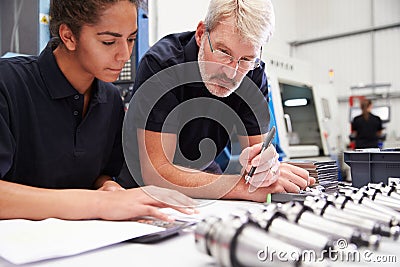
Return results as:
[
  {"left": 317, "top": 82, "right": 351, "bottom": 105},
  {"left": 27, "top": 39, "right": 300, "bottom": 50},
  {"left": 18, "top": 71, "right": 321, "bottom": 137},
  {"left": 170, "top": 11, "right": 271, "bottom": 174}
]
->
[{"left": 123, "top": 0, "right": 314, "bottom": 202}]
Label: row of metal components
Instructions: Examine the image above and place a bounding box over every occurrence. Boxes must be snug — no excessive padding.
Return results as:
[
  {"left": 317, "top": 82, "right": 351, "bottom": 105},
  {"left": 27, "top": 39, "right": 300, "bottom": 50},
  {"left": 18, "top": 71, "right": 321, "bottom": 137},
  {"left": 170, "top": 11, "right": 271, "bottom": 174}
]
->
[{"left": 194, "top": 182, "right": 400, "bottom": 267}]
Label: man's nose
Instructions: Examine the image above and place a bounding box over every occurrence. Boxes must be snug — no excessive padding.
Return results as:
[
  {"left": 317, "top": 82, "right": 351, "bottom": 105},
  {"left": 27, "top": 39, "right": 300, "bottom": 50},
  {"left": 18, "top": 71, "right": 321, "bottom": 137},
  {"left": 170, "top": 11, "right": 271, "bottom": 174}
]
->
[{"left": 222, "top": 60, "right": 239, "bottom": 79}]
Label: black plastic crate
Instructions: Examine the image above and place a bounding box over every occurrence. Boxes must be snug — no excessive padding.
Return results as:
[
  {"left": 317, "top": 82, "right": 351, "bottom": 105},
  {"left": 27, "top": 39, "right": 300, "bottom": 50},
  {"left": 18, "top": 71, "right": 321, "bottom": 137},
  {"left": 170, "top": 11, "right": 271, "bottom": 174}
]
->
[{"left": 344, "top": 151, "right": 400, "bottom": 188}]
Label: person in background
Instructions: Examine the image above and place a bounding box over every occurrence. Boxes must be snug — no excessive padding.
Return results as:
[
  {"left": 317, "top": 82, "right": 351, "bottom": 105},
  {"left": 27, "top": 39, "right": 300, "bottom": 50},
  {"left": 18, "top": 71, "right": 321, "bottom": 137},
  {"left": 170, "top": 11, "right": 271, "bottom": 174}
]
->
[
  {"left": 0, "top": 0, "right": 197, "bottom": 221},
  {"left": 351, "top": 99, "right": 384, "bottom": 149},
  {"left": 124, "top": 0, "right": 315, "bottom": 202}
]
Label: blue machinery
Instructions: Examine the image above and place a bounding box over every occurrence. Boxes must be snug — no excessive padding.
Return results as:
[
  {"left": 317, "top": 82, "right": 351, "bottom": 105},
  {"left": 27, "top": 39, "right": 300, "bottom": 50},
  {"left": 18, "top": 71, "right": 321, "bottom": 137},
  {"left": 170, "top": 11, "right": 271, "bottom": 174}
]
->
[
  {"left": 1, "top": 0, "right": 51, "bottom": 57},
  {"left": 2, "top": 0, "right": 149, "bottom": 73},
  {"left": 38, "top": 0, "right": 50, "bottom": 52}
]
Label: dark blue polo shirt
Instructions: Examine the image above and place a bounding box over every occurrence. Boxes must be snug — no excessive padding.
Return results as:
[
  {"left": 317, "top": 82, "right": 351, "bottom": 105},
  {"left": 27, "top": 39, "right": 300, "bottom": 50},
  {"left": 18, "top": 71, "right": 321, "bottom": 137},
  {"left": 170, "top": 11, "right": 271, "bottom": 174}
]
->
[
  {"left": 0, "top": 42, "right": 124, "bottom": 189},
  {"left": 124, "top": 31, "right": 269, "bottom": 185}
]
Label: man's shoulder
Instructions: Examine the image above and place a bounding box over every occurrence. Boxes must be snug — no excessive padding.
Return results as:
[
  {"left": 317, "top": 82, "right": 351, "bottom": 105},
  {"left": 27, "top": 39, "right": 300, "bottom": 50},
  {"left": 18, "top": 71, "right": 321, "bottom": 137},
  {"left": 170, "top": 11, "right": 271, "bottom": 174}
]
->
[{"left": 144, "top": 31, "right": 195, "bottom": 65}]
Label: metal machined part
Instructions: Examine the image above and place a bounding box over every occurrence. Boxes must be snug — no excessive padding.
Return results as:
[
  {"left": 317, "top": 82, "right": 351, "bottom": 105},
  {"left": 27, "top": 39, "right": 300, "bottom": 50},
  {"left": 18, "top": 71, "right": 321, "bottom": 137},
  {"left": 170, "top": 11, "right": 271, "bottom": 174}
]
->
[
  {"left": 247, "top": 205, "right": 334, "bottom": 254},
  {"left": 279, "top": 201, "right": 380, "bottom": 250},
  {"left": 330, "top": 193, "right": 399, "bottom": 227},
  {"left": 362, "top": 187, "right": 400, "bottom": 212},
  {"left": 194, "top": 215, "right": 303, "bottom": 267},
  {"left": 368, "top": 183, "right": 400, "bottom": 200},
  {"left": 348, "top": 190, "right": 400, "bottom": 226},
  {"left": 304, "top": 196, "right": 399, "bottom": 240}
]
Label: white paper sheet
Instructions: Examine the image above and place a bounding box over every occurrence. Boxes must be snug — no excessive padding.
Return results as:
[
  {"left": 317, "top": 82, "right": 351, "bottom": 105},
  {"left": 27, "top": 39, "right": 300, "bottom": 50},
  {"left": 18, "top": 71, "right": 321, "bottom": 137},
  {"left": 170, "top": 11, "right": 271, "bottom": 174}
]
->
[
  {"left": 0, "top": 218, "right": 163, "bottom": 265},
  {"left": 0, "top": 200, "right": 264, "bottom": 265}
]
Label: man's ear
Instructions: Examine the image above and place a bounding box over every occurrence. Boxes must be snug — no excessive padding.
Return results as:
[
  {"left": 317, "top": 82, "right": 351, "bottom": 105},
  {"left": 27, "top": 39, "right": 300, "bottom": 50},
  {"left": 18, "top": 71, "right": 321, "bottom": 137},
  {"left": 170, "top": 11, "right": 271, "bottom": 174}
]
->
[
  {"left": 58, "top": 24, "right": 77, "bottom": 51},
  {"left": 195, "top": 21, "right": 206, "bottom": 47}
]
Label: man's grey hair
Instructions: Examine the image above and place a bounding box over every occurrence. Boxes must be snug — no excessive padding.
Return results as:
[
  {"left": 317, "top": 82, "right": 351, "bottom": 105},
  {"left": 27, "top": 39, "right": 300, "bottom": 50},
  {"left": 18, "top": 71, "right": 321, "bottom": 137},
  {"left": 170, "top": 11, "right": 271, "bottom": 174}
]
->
[{"left": 204, "top": 0, "right": 275, "bottom": 47}]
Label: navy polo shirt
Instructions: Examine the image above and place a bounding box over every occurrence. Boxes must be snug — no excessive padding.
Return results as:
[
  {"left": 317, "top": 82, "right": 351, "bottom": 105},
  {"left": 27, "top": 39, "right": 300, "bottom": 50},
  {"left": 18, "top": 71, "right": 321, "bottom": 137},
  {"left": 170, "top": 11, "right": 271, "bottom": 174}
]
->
[
  {"left": 0, "top": 42, "right": 124, "bottom": 189},
  {"left": 127, "top": 31, "right": 269, "bottom": 180}
]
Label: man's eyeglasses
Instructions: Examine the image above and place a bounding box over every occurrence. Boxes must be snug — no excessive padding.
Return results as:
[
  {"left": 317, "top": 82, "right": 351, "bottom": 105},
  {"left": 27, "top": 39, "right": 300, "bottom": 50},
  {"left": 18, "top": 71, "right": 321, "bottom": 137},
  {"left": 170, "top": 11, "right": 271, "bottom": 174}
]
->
[{"left": 206, "top": 31, "right": 262, "bottom": 70}]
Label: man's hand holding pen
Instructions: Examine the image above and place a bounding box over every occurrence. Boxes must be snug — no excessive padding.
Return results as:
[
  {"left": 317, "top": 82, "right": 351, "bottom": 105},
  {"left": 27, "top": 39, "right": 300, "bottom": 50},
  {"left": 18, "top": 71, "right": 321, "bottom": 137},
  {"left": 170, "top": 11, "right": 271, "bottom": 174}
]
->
[
  {"left": 239, "top": 127, "right": 315, "bottom": 193},
  {"left": 239, "top": 126, "right": 279, "bottom": 192},
  {"left": 239, "top": 140, "right": 281, "bottom": 192}
]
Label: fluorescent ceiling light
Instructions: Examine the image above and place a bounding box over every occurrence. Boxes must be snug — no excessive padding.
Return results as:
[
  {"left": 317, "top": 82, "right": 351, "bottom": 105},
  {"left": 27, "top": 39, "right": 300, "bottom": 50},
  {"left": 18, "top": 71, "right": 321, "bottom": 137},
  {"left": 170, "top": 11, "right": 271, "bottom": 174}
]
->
[{"left": 284, "top": 98, "right": 308, "bottom": 107}]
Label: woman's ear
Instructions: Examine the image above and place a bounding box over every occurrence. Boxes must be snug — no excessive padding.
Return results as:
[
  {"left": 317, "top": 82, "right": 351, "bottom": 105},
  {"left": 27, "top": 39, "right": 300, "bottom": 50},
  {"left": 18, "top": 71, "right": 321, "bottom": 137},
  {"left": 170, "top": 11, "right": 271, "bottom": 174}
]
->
[
  {"left": 58, "top": 24, "right": 77, "bottom": 51},
  {"left": 195, "top": 21, "right": 206, "bottom": 47}
]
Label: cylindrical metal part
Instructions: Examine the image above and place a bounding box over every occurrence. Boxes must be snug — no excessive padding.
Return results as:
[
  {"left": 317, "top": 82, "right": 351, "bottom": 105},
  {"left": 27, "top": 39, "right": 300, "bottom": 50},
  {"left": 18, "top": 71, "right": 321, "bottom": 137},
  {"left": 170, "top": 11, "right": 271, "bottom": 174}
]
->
[
  {"left": 332, "top": 194, "right": 398, "bottom": 227},
  {"left": 373, "top": 193, "right": 400, "bottom": 212},
  {"left": 304, "top": 196, "right": 398, "bottom": 239},
  {"left": 268, "top": 217, "right": 331, "bottom": 252},
  {"left": 280, "top": 201, "right": 380, "bottom": 250},
  {"left": 235, "top": 223, "right": 301, "bottom": 266},
  {"left": 351, "top": 191, "right": 400, "bottom": 225},
  {"left": 195, "top": 215, "right": 303, "bottom": 267},
  {"left": 194, "top": 216, "right": 221, "bottom": 256},
  {"left": 248, "top": 207, "right": 333, "bottom": 254}
]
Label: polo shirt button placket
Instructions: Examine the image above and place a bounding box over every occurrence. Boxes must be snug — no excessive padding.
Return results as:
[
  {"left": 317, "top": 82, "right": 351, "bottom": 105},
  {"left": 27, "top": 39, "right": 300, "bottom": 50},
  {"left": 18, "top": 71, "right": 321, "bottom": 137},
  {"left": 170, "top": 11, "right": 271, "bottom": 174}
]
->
[{"left": 73, "top": 110, "right": 79, "bottom": 116}]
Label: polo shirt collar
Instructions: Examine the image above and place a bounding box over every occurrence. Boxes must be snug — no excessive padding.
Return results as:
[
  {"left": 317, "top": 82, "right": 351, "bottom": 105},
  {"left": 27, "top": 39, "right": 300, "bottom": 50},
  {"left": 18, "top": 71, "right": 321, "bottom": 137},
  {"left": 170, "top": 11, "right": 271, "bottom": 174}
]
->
[
  {"left": 94, "top": 81, "right": 108, "bottom": 104},
  {"left": 183, "top": 34, "right": 204, "bottom": 88},
  {"left": 184, "top": 33, "right": 199, "bottom": 62},
  {"left": 38, "top": 41, "right": 108, "bottom": 103}
]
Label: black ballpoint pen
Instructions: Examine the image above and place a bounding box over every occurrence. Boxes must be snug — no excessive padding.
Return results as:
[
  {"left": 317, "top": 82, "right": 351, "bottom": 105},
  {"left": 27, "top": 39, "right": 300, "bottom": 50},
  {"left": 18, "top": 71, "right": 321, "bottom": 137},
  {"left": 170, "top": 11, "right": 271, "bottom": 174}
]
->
[{"left": 244, "top": 126, "right": 276, "bottom": 184}]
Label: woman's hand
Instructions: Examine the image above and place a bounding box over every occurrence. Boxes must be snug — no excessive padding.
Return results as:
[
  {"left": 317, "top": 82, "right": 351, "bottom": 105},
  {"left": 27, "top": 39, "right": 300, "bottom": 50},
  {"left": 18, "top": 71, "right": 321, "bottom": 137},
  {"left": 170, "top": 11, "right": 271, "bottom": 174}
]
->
[{"left": 97, "top": 185, "right": 198, "bottom": 222}]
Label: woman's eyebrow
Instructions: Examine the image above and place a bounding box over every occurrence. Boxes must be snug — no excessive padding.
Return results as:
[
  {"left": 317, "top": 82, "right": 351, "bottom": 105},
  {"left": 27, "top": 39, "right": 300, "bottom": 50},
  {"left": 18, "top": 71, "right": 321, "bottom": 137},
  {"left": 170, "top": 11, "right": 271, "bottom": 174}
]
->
[{"left": 97, "top": 29, "right": 138, "bottom": 37}]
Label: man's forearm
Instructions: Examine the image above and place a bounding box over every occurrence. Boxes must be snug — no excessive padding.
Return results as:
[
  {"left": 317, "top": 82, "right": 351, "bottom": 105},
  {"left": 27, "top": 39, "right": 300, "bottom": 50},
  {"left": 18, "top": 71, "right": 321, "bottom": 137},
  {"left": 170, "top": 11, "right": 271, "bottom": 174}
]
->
[
  {"left": 141, "top": 163, "right": 270, "bottom": 201},
  {"left": 141, "top": 163, "right": 244, "bottom": 199}
]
